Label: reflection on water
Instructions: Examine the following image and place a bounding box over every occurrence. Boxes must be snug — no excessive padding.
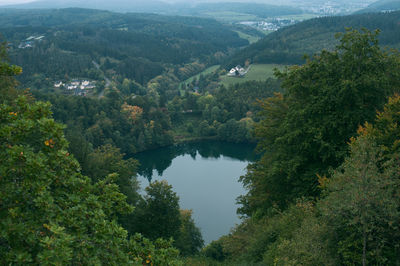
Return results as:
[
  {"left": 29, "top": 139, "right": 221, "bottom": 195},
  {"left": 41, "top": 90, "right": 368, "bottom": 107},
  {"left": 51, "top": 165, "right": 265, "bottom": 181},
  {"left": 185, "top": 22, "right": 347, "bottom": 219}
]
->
[
  {"left": 135, "top": 141, "right": 258, "bottom": 182},
  {"left": 133, "top": 141, "right": 258, "bottom": 244}
]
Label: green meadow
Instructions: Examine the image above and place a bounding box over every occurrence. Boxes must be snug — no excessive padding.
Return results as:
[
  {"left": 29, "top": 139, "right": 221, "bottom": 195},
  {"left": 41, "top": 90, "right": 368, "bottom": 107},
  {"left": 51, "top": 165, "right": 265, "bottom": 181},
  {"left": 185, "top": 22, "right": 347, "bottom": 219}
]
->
[{"left": 220, "top": 64, "right": 286, "bottom": 86}]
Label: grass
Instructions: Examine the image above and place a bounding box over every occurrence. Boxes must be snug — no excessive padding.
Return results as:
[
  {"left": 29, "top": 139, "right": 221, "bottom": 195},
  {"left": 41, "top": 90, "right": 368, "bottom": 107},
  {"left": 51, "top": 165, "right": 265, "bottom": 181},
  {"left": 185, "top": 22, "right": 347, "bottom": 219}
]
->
[
  {"left": 182, "top": 65, "right": 220, "bottom": 85},
  {"left": 234, "top": 30, "right": 261, "bottom": 44},
  {"left": 270, "top": 13, "right": 319, "bottom": 21},
  {"left": 220, "top": 64, "right": 286, "bottom": 86},
  {"left": 203, "top": 11, "right": 260, "bottom": 23}
]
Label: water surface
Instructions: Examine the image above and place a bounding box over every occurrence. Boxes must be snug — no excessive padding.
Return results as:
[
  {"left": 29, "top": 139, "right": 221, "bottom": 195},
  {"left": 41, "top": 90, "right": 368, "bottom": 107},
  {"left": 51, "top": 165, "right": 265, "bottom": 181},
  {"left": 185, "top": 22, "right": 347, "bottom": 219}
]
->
[{"left": 134, "top": 141, "right": 257, "bottom": 243}]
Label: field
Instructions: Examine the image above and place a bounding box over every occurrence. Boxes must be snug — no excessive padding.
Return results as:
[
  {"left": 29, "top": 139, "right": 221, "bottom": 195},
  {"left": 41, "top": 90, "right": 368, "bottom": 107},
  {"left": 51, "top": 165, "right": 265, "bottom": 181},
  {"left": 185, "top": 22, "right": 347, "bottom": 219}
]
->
[
  {"left": 272, "top": 13, "right": 319, "bottom": 21},
  {"left": 235, "top": 30, "right": 261, "bottom": 44},
  {"left": 203, "top": 11, "right": 260, "bottom": 23},
  {"left": 220, "top": 64, "right": 286, "bottom": 86},
  {"left": 179, "top": 65, "right": 221, "bottom": 95},
  {"left": 181, "top": 65, "right": 220, "bottom": 86}
]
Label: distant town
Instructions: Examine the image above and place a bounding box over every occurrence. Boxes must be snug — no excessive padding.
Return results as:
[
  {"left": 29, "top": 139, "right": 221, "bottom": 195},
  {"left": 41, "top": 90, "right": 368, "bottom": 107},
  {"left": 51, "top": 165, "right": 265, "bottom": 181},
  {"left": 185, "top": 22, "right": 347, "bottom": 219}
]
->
[
  {"left": 239, "top": 18, "right": 298, "bottom": 32},
  {"left": 237, "top": 1, "right": 373, "bottom": 32},
  {"left": 54, "top": 79, "right": 96, "bottom": 96},
  {"left": 18, "top": 35, "right": 45, "bottom": 49}
]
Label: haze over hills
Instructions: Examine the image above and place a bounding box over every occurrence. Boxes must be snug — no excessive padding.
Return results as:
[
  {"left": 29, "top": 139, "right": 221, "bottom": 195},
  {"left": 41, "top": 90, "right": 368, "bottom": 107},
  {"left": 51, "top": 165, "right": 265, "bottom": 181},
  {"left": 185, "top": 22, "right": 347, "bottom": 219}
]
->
[
  {"left": 2, "top": 0, "right": 400, "bottom": 265},
  {"left": 357, "top": 0, "right": 400, "bottom": 13},
  {"left": 224, "top": 10, "right": 400, "bottom": 67},
  {"left": 1, "top": 0, "right": 171, "bottom": 13},
  {"left": 0, "top": 8, "right": 248, "bottom": 92},
  {"left": 1, "top": 0, "right": 378, "bottom": 15}
]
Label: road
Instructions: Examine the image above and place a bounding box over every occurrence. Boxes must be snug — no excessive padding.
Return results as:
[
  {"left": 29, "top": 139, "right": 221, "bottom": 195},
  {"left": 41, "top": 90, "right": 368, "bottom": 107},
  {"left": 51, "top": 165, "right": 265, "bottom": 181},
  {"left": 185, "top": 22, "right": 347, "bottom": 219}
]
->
[{"left": 92, "top": 60, "right": 111, "bottom": 98}]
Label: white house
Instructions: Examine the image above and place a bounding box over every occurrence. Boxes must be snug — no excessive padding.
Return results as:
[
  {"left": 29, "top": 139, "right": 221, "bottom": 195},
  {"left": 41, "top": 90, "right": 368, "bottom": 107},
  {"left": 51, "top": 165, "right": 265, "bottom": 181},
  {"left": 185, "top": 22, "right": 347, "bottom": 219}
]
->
[
  {"left": 227, "top": 65, "right": 246, "bottom": 77},
  {"left": 54, "top": 81, "right": 64, "bottom": 88}
]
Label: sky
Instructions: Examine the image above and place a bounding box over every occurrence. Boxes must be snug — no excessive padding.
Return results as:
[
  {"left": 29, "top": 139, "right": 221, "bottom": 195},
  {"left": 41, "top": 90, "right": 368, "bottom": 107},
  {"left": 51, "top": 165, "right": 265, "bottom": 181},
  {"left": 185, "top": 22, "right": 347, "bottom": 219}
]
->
[
  {"left": 0, "top": 0, "right": 293, "bottom": 6},
  {"left": 0, "top": 0, "right": 32, "bottom": 5},
  {"left": 0, "top": 0, "right": 377, "bottom": 7}
]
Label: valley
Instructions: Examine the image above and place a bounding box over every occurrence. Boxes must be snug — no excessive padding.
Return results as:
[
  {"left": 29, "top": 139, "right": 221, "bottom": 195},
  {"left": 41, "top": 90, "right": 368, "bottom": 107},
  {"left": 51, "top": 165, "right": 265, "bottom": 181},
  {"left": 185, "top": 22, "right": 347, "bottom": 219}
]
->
[{"left": 1, "top": 1, "right": 400, "bottom": 265}]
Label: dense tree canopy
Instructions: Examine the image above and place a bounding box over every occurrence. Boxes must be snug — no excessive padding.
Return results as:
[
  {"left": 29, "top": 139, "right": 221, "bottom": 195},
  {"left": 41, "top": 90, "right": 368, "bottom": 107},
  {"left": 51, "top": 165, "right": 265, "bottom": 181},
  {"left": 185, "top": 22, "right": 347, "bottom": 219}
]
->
[
  {"left": 0, "top": 97, "right": 139, "bottom": 264},
  {"left": 0, "top": 52, "right": 181, "bottom": 265},
  {"left": 225, "top": 11, "right": 400, "bottom": 67},
  {"left": 0, "top": 41, "right": 21, "bottom": 102},
  {"left": 239, "top": 29, "right": 400, "bottom": 215},
  {"left": 131, "top": 180, "right": 182, "bottom": 241}
]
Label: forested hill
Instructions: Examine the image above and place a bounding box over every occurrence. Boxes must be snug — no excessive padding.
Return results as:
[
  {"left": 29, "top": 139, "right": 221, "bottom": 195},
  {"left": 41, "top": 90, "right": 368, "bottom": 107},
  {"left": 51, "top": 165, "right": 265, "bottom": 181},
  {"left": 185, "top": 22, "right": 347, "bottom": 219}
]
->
[
  {"left": 0, "top": 8, "right": 247, "bottom": 86},
  {"left": 356, "top": 0, "right": 400, "bottom": 13},
  {"left": 180, "top": 2, "right": 303, "bottom": 18},
  {"left": 224, "top": 10, "right": 400, "bottom": 67}
]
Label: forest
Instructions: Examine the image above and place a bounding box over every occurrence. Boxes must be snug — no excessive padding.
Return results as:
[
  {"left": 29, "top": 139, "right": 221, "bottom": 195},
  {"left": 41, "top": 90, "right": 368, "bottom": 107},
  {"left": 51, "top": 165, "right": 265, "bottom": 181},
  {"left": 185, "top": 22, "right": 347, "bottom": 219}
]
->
[
  {"left": 201, "top": 28, "right": 400, "bottom": 265},
  {"left": 0, "top": 8, "right": 248, "bottom": 87},
  {"left": 2, "top": 6, "right": 400, "bottom": 265},
  {"left": 224, "top": 10, "right": 400, "bottom": 67},
  {"left": 357, "top": 0, "right": 400, "bottom": 13}
]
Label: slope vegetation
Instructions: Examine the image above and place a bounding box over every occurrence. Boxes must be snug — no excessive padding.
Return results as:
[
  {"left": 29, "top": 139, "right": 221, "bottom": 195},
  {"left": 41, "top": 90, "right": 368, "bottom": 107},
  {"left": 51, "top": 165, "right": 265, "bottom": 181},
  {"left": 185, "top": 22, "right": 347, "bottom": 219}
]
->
[{"left": 224, "top": 10, "right": 400, "bottom": 67}]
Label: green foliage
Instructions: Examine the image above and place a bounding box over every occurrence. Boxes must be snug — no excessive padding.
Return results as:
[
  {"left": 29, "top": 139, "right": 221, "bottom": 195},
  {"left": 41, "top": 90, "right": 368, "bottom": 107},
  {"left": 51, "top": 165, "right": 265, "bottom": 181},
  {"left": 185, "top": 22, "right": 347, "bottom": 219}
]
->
[
  {"left": 225, "top": 11, "right": 400, "bottom": 67},
  {"left": 220, "top": 93, "right": 400, "bottom": 266},
  {"left": 171, "top": 78, "right": 280, "bottom": 143},
  {"left": 130, "top": 181, "right": 204, "bottom": 257},
  {"left": 318, "top": 133, "right": 400, "bottom": 265},
  {"left": 1, "top": 8, "right": 247, "bottom": 89},
  {"left": 267, "top": 214, "right": 335, "bottom": 266},
  {"left": 0, "top": 95, "right": 182, "bottom": 265},
  {"left": 0, "top": 96, "right": 131, "bottom": 264},
  {"left": 35, "top": 91, "right": 174, "bottom": 155},
  {"left": 128, "top": 234, "right": 182, "bottom": 266},
  {"left": 0, "top": 40, "right": 21, "bottom": 102},
  {"left": 132, "top": 180, "right": 182, "bottom": 241},
  {"left": 175, "top": 210, "right": 204, "bottom": 256},
  {"left": 83, "top": 144, "right": 139, "bottom": 203},
  {"left": 209, "top": 201, "right": 316, "bottom": 264},
  {"left": 203, "top": 241, "right": 227, "bottom": 262},
  {"left": 239, "top": 29, "right": 400, "bottom": 216}
]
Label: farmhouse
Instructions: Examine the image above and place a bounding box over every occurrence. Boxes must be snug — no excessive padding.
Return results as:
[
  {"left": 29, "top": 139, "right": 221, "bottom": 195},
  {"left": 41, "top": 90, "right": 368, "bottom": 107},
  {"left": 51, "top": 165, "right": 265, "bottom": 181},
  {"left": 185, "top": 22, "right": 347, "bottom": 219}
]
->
[
  {"left": 227, "top": 65, "right": 246, "bottom": 77},
  {"left": 54, "top": 81, "right": 64, "bottom": 88}
]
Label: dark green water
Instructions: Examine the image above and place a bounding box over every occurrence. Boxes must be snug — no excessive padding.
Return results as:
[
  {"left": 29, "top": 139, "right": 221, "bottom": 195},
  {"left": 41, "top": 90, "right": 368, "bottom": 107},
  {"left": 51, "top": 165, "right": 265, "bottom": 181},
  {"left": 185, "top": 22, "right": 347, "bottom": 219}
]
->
[{"left": 134, "top": 141, "right": 257, "bottom": 244}]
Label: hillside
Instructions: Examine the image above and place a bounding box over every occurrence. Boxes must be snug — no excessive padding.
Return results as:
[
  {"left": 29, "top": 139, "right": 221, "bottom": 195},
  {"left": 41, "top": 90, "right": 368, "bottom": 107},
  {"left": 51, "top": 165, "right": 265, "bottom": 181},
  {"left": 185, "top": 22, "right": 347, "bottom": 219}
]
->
[
  {"left": 181, "top": 2, "right": 303, "bottom": 19},
  {"left": 2, "top": 1, "right": 304, "bottom": 18},
  {"left": 0, "top": 8, "right": 248, "bottom": 87},
  {"left": 357, "top": 0, "right": 400, "bottom": 13},
  {"left": 1, "top": 0, "right": 171, "bottom": 13},
  {"left": 224, "top": 10, "right": 400, "bottom": 67}
]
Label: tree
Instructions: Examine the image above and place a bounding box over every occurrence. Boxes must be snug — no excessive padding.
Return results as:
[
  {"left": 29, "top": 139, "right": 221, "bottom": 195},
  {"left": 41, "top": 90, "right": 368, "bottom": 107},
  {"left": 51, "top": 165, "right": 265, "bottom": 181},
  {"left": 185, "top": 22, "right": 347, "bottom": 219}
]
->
[
  {"left": 0, "top": 40, "right": 22, "bottom": 102},
  {"left": 271, "top": 97, "right": 400, "bottom": 265},
  {"left": 84, "top": 144, "right": 139, "bottom": 204},
  {"left": 319, "top": 133, "right": 400, "bottom": 265},
  {"left": 0, "top": 96, "right": 133, "bottom": 264},
  {"left": 132, "top": 180, "right": 182, "bottom": 241},
  {"left": 0, "top": 96, "right": 182, "bottom": 265},
  {"left": 175, "top": 210, "right": 204, "bottom": 256},
  {"left": 239, "top": 29, "right": 400, "bottom": 216}
]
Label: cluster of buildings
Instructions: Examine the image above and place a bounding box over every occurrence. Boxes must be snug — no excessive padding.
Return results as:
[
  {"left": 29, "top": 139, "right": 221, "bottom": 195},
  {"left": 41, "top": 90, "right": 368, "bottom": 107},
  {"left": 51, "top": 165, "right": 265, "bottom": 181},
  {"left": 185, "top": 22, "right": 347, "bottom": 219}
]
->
[
  {"left": 297, "top": 1, "right": 372, "bottom": 15},
  {"left": 18, "top": 35, "right": 45, "bottom": 49},
  {"left": 240, "top": 18, "right": 297, "bottom": 32},
  {"left": 54, "top": 79, "right": 96, "bottom": 96},
  {"left": 227, "top": 65, "right": 248, "bottom": 77}
]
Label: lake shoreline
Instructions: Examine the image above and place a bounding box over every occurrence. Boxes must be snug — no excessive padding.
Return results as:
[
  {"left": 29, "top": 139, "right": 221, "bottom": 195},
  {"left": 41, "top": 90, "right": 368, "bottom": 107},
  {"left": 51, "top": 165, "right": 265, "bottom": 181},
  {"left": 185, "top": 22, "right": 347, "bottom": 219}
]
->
[{"left": 134, "top": 140, "right": 256, "bottom": 244}]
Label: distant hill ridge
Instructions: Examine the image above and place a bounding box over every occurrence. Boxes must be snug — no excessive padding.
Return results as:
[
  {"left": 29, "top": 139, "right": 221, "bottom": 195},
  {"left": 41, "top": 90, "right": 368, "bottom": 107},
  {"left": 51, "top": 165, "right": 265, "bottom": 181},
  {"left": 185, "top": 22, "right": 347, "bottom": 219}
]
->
[
  {"left": 0, "top": 1, "right": 305, "bottom": 20},
  {"left": 224, "top": 10, "right": 400, "bottom": 67},
  {"left": 0, "top": 8, "right": 248, "bottom": 86},
  {"left": 1, "top": 0, "right": 170, "bottom": 13},
  {"left": 357, "top": 0, "right": 400, "bottom": 13}
]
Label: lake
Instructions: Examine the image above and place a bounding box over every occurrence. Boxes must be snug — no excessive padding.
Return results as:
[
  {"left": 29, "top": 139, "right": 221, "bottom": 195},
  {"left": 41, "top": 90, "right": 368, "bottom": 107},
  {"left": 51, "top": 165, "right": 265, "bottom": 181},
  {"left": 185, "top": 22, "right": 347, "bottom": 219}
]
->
[{"left": 134, "top": 141, "right": 257, "bottom": 244}]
